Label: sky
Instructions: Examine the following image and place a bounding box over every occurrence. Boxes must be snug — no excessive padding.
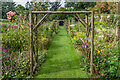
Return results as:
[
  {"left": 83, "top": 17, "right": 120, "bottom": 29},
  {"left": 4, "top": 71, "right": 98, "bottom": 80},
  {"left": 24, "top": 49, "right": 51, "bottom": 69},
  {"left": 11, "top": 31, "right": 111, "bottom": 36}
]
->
[{"left": 13, "top": 0, "right": 65, "bottom": 7}]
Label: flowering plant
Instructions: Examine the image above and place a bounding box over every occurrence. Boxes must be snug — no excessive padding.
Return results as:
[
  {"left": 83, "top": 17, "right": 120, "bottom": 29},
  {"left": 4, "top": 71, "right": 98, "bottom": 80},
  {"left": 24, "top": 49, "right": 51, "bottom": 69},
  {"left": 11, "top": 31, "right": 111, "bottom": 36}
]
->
[{"left": 6, "top": 11, "right": 16, "bottom": 19}]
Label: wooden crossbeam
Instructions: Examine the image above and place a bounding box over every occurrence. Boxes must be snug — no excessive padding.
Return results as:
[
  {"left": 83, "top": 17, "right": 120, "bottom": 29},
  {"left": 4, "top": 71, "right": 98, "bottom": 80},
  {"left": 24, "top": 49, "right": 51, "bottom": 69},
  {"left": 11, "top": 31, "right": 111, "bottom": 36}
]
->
[
  {"left": 33, "top": 14, "right": 49, "bottom": 30},
  {"left": 32, "top": 11, "right": 92, "bottom": 14},
  {"left": 73, "top": 14, "right": 86, "bottom": 27},
  {"left": 76, "top": 14, "right": 89, "bottom": 27}
]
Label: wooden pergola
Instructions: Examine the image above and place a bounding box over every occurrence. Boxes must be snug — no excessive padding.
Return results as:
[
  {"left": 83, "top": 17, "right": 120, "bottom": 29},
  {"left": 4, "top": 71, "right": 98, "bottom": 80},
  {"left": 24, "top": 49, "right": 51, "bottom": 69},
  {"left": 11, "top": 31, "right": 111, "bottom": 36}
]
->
[{"left": 30, "top": 11, "right": 94, "bottom": 76}]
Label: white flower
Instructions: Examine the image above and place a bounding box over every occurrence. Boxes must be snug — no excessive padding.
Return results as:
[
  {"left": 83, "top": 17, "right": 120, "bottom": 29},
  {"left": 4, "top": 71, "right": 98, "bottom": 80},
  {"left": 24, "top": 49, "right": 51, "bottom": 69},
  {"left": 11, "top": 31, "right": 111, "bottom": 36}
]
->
[
  {"left": 107, "top": 15, "right": 110, "bottom": 18},
  {"left": 70, "top": 24, "right": 75, "bottom": 27}
]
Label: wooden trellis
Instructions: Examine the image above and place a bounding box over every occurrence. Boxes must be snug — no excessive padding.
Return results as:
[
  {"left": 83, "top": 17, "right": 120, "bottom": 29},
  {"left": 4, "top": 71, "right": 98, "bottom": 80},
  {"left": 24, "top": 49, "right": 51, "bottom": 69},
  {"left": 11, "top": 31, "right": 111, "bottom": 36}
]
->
[
  {"left": 53, "top": 20, "right": 65, "bottom": 28},
  {"left": 29, "top": 11, "right": 94, "bottom": 76}
]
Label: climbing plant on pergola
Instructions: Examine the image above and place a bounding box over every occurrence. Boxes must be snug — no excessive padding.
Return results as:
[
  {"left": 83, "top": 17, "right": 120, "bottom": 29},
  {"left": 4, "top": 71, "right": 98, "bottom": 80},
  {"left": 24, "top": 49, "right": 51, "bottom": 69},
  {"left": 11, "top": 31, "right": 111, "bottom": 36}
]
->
[{"left": 29, "top": 11, "right": 94, "bottom": 76}]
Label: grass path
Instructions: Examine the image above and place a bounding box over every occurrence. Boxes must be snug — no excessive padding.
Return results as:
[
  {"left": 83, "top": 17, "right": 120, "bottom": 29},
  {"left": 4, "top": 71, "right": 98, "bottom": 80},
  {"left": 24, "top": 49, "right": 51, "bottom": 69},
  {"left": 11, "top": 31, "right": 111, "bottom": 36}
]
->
[{"left": 34, "top": 26, "right": 88, "bottom": 78}]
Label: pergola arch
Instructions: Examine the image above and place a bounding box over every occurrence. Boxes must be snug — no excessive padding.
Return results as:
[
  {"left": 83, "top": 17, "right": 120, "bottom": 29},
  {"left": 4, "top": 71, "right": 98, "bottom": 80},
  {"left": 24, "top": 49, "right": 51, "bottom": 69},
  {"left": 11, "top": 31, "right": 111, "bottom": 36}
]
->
[{"left": 29, "top": 11, "right": 94, "bottom": 76}]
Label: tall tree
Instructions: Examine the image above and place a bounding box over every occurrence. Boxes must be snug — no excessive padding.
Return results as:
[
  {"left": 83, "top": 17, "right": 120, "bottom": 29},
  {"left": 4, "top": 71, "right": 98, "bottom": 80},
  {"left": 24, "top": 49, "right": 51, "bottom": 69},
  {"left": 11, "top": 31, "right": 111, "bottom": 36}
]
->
[
  {"left": 87, "top": 2, "right": 117, "bottom": 14},
  {"left": 49, "top": 2, "right": 61, "bottom": 11},
  {"left": 65, "top": 2, "right": 96, "bottom": 11},
  {"left": 2, "top": 2, "right": 16, "bottom": 19},
  {"left": 16, "top": 5, "right": 25, "bottom": 11}
]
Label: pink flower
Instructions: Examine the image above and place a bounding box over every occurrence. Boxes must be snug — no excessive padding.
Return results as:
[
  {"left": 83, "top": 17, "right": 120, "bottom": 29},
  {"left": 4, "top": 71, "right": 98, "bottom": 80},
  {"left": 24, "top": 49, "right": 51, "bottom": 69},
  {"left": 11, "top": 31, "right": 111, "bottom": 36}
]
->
[
  {"left": 96, "top": 56, "right": 98, "bottom": 58},
  {"left": 18, "top": 24, "right": 20, "bottom": 26},
  {"left": 6, "top": 11, "right": 16, "bottom": 19},
  {"left": 83, "top": 41, "right": 86, "bottom": 44},
  {"left": 92, "top": 63, "right": 94, "bottom": 65},
  {"left": 101, "top": 73, "right": 104, "bottom": 76},
  {"left": 82, "top": 44, "right": 85, "bottom": 47},
  {"left": 85, "top": 43, "right": 88, "bottom": 46},
  {"left": 93, "top": 53, "right": 96, "bottom": 55},
  {"left": 74, "top": 33, "right": 77, "bottom": 36},
  {"left": 0, "top": 47, "right": 2, "bottom": 49},
  {"left": 78, "top": 38, "right": 80, "bottom": 41},
  {"left": 13, "top": 25, "right": 17, "bottom": 28},
  {"left": 104, "top": 59, "right": 107, "bottom": 61},
  {"left": 13, "top": 12, "right": 16, "bottom": 15},
  {"left": 85, "top": 58, "right": 87, "bottom": 60},
  {"left": 7, "top": 16, "right": 11, "bottom": 19}
]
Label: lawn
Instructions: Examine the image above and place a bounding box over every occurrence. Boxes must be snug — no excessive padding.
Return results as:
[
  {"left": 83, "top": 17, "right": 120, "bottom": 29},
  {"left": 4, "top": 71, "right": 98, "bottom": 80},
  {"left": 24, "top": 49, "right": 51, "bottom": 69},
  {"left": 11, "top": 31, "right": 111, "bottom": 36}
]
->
[{"left": 34, "top": 26, "right": 89, "bottom": 78}]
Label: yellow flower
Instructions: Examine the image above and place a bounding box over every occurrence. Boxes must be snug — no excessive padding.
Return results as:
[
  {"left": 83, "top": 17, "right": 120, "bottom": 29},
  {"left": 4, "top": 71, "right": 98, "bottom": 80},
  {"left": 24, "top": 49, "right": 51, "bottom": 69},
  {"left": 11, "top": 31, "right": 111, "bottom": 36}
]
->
[
  {"left": 105, "top": 45, "right": 107, "bottom": 48},
  {"left": 108, "top": 44, "right": 111, "bottom": 47},
  {"left": 82, "top": 32, "right": 85, "bottom": 34},
  {"left": 95, "top": 48, "right": 98, "bottom": 51},
  {"left": 98, "top": 50, "right": 100, "bottom": 54},
  {"left": 73, "top": 36, "right": 76, "bottom": 40}
]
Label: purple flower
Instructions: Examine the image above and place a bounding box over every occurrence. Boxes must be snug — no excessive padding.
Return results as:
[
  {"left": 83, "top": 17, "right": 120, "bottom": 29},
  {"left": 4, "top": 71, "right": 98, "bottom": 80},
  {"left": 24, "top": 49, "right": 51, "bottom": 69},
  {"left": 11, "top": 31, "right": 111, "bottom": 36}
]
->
[
  {"left": 82, "top": 44, "right": 85, "bottom": 47},
  {"left": 85, "top": 58, "right": 87, "bottom": 60},
  {"left": 1, "top": 24, "right": 5, "bottom": 26},
  {"left": 96, "top": 56, "right": 98, "bottom": 58},
  {"left": 9, "top": 70, "right": 11, "bottom": 72},
  {"left": 5, "top": 66, "right": 7, "bottom": 70},
  {"left": 2, "top": 49, "right": 8, "bottom": 52},
  {"left": 3, "top": 70, "right": 5, "bottom": 73},
  {"left": 11, "top": 66, "right": 14, "bottom": 69},
  {"left": 25, "top": 57, "right": 27, "bottom": 60},
  {"left": 0, "top": 53, "right": 3, "bottom": 56},
  {"left": 13, "top": 25, "right": 17, "bottom": 28},
  {"left": 11, "top": 25, "right": 14, "bottom": 28},
  {"left": 7, "top": 24, "right": 10, "bottom": 28}
]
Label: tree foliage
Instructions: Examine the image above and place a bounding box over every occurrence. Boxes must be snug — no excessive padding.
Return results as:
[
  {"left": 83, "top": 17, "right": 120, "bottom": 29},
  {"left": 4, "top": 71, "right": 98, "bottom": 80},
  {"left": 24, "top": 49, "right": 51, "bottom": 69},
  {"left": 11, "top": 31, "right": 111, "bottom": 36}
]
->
[
  {"left": 49, "top": 2, "right": 61, "bottom": 11},
  {"left": 2, "top": 2, "right": 16, "bottom": 19},
  {"left": 65, "top": 2, "right": 96, "bottom": 11},
  {"left": 87, "top": 2, "right": 117, "bottom": 14}
]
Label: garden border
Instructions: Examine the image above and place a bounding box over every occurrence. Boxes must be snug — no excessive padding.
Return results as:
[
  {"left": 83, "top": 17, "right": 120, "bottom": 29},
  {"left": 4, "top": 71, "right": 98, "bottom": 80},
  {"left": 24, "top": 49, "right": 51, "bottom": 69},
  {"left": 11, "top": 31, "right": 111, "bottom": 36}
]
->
[{"left": 29, "top": 11, "right": 94, "bottom": 77}]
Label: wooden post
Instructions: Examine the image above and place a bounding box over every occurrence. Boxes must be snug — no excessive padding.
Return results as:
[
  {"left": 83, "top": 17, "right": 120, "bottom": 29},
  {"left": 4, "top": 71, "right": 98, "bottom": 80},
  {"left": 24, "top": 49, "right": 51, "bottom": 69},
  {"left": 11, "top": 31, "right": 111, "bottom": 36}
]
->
[
  {"left": 90, "top": 11, "right": 94, "bottom": 76},
  {"left": 64, "top": 20, "right": 66, "bottom": 29},
  {"left": 35, "top": 14, "right": 38, "bottom": 63},
  {"left": 86, "top": 14, "right": 89, "bottom": 58},
  {"left": 30, "top": 11, "right": 34, "bottom": 76},
  {"left": 118, "top": 2, "right": 120, "bottom": 58},
  {"left": 68, "top": 20, "right": 71, "bottom": 35},
  {"left": 86, "top": 14, "right": 89, "bottom": 42}
]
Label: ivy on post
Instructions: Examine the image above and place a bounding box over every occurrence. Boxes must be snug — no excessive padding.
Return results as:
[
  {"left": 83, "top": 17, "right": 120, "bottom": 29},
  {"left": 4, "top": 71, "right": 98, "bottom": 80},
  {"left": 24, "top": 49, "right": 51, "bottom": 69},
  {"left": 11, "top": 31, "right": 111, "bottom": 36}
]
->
[
  {"left": 90, "top": 11, "right": 94, "bottom": 77},
  {"left": 30, "top": 11, "right": 34, "bottom": 76},
  {"left": 118, "top": 2, "right": 120, "bottom": 60},
  {"left": 86, "top": 14, "right": 89, "bottom": 58},
  {"left": 35, "top": 14, "right": 38, "bottom": 64},
  {"left": 68, "top": 20, "right": 71, "bottom": 35}
]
